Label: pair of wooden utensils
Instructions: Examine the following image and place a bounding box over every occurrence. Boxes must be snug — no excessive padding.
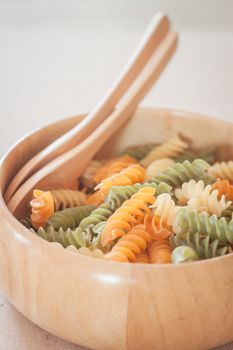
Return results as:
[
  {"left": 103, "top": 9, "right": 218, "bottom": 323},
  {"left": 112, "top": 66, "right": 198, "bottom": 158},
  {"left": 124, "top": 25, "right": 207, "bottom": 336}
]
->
[{"left": 4, "top": 13, "right": 178, "bottom": 217}]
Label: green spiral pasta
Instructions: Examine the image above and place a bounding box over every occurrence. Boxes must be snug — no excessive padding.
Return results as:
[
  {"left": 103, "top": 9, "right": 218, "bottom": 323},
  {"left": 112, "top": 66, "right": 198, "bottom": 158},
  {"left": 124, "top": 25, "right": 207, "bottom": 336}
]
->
[
  {"left": 174, "top": 207, "right": 233, "bottom": 244},
  {"left": 20, "top": 216, "right": 33, "bottom": 229},
  {"left": 37, "top": 226, "right": 92, "bottom": 248},
  {"left": 149, "top": 159, "right": 214, "bottom": 187},
  {"left": 123, "top": 143, "right": 157, "bottom": 160},
  {"left": 47, "top": 205, "right": 96, "bottom": 230},
  {"left": 79, "top": 203, "right": 113, "bottom": 231},
  {"left": 170, "top": 232, "right": 229, "bottom": 259},
  {"left": 50, "top": 189, "right": 87, "bottom": 211},
  {"left": 175, "top": 146, "right": 216, "bottom": 165},
  {"left": 105, "top": 182, "right": 171, "bottom": 210}
]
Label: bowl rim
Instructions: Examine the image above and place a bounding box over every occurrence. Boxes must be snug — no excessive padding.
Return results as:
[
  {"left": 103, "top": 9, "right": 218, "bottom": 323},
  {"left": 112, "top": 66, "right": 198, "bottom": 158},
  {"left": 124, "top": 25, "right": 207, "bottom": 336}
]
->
[{"left": 1, "top": 106, "right": 233, "bottom": 269}]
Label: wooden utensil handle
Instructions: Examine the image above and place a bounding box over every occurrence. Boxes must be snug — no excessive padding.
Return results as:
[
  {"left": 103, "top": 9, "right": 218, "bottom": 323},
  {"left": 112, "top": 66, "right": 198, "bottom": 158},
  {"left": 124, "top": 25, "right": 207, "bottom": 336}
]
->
[
  {"left": 8, "top": 31, "right": 178, "bottom": 217},
  {"left": 4, "top": 13, "right": 170, "bottom": 203}
]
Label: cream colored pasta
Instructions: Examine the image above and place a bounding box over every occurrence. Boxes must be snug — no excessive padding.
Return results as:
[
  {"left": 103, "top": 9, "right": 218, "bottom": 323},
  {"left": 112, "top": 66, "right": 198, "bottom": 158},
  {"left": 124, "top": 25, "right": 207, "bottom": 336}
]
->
[
  {"left": 208, "top": 161, "right": 233, "bottom": 181},
  {"left": 187, "top": 185, "right": 231, "bottom": 217},
  {"left": 175, "top": 180, "right": 206, "bottom": 205},
  {"left": 150, "top": 193, "right": 177, "bottom": 226},
  {"left": 146, "top": 158, "right": 175, "bottom": 179},
  {"left": 141, "top": 135, "right": 188, "bottom": 167}
]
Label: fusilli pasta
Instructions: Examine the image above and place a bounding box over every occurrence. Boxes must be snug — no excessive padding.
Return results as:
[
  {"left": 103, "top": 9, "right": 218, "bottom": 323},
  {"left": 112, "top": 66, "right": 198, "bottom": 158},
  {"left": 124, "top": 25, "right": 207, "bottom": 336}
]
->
[
  {"left": 212, "top": 179, "right": 233, "bottom": 200},
  {"left": 101, "top": 187, "right": 156, "bottom": 246},
  {"left": 141, "top": 135, "right": 188, "bottom": 167},
  {"left": 93, "top": 155, "right": 136, "bottom": 184},
  {"left": 37, "top": 226, "right": 92, "bottom": 248},
  {"left": 173, "top": 207, "right": 233, "bottom": 244},
  {"left": 95, "top": 163, "right": 145, "bottom": 195},
  {"left": 79, "top": 203, "right": 113, "bottom": 231},
  {"left": 208, "top": 161, "right": 233, "bottom": 181},
  {"left": 146, "top": 158, "right": 175, "bottom": 179},
  {"left": 104, "top": 225, "right": 152, "bottom": 262},
  {"left": 170, "top": 232, "right": 230, "bottom": 259},
  {"left": 123, "top": 143, "right": 157, "bottom": 160},
  {"left": 147, "top": 239, "right": 172, "bottom": 264},
  {"left": 149, "top": 159, "right": 213, "bottom": 187},
  {"left": 133, "top": 251, "right": 150, "bottom": 263},
  {"left": 47, "top": 205, "right": 95, "bottom": 230},
  {"left": 50, "top": 189, "right": 87, "bottom": 211},
  {"left": 187, "top": 185, "right": 231, "bottom": 217},
  {"left": 105, "top": 182, "right": 172, "bottom": 210},
  {"left": 80, "top": 160, "right": 103, "bottom": 188},
  {"left": 30, "top": 190, "right": 54, "bottom": 229}
]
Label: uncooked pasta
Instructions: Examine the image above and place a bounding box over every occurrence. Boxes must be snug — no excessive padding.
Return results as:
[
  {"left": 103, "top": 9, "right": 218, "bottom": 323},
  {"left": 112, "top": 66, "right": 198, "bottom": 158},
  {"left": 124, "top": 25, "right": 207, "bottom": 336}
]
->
[{"left": 19, "top": 135, "right": 233, "bottom": 264}]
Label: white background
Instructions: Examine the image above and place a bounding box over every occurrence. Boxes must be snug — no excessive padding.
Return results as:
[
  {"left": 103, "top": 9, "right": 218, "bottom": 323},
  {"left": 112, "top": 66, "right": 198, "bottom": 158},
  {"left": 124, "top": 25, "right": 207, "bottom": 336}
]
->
[{"left": 0, "top": 0, "right": 233, "bottom": 349}]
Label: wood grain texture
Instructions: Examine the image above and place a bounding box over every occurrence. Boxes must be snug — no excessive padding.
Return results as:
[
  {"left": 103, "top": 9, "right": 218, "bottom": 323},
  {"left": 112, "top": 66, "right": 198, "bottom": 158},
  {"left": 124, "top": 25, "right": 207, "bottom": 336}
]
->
[{"left": 1, "top": 107, "right": 233, "bottom": 350}]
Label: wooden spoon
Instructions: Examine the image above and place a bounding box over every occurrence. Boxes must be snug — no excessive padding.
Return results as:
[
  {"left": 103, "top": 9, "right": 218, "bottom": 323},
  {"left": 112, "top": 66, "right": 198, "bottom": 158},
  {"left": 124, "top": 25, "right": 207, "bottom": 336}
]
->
[
  {"left": 8, "top": 30, "right": 178, "bottom": 218},
  {"left": 4, "top": 12, "right": 170, "bottom": 203}
]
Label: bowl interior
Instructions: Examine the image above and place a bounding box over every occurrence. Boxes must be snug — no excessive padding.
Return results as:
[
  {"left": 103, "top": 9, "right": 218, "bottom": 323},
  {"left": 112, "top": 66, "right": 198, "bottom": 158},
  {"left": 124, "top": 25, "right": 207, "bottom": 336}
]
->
[
  {"left": 1, "top": 107, "right": 233, "bottom": 211},
  {"left": 1, "top": 107, "right": 233, "bottom": 350}
]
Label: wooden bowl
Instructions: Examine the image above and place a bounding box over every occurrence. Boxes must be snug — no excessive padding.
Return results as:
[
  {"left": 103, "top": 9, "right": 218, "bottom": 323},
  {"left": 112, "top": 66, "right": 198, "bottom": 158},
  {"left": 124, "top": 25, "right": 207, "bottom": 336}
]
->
[{"left": 1, "top": 107, "right": 233, "bottom": 350}]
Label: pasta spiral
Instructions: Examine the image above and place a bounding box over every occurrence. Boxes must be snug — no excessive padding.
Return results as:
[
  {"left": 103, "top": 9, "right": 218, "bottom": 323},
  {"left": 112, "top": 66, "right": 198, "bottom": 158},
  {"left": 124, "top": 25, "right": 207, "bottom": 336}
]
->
[
  {"left": 141, "top": 135, "right": 188, "bottom": 167},
  {"left": 49, "top": 241, "right": 104, "bottom": 258},
  {"left": 175, "top": 180, "right": 206, "bottom": 205},
  {"left": 20, "top": 216, "right": 32, "bottom": 229},
  {"left": 149, "top": 159, "right": 213, "bottom": 187},
  {"left": 151, "top": 193, "right": 177, "bottom": 227},
  {"left": 106, "top": 182, "right": 172, "bottom": 210},
  {"left": 208, "top": 161, "right": 233, "bottom": 181},
  {"left": 173, "top": 207, "right": 233, "bottom": 244},
  {"left": 79, "top": 203, "right": 113, "bottom": 231},
  {"left": 47, "top": 205, "right": 96, "bottom": 230},
  {"left": 87, "top": 190, "right": 105, "bottom": 206},
  {"left": 123, "top": 143, "right": 157, "bottom": 160},
  {"left": 81, "top": 160, "right": 103, "bottom": 188},
  {"left": 144, "top": 214, "right": 171, "bottom": 240},
  {"left": 133, "top": 251, "right": 150, "bottom": 263},
  {"left": 175, "top": 179, "right": 231, "bottom": 217},
  {"left": 212, "top": 179, "right": 233, "bottom": 200},
  {"left": 187, "top": 185, "right": 231, "bottom": 217},
  {"left": 37, "top": 226, "right": 92, "bottom": 248},
  {"left": 93, "top": 155, "right": 136, "bottom": 184},
  {"left": 50, "top": 189, "right": 87, "bottom": 211},
  {"left": 146, "top": 158, "right": 175, "bottom": 179},
  {"left": 30, "top": 190, "right": 54, "bottom": 229},
  {"left": 147, "top": 240, "right": 172, "bottom": 264},
  {"left": 95, "top": 163, "right": 146, "bottom": 195},
  {"left": 175, "top": 146, "right": 216, "bottom": 164},
  {"left": 101, "top": 187, "right": 156, "bottom": 246},
  {"left": 104, "top": 225, "right": 152, "bottom": 262},
  {"left": 78, "top": 246, "right": 104, "bottom": 258},
  {"left": 170, "top": 232, "right": 229, "bottom": 259}
]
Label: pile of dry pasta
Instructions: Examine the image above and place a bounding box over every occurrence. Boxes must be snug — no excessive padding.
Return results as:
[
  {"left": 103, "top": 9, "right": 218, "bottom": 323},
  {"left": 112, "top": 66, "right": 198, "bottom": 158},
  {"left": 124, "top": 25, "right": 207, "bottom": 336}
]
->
[{"left": 20, "top": 134, "right": 233, "bottom": 264}]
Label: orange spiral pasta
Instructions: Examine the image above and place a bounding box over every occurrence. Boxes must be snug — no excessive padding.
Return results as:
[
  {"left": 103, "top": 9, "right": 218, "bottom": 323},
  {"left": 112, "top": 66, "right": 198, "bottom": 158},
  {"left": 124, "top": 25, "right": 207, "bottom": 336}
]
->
[
  {"left": 144, "top": 213, "right": 171, "bottom": 240},
  {"left": 87, "top": 190, "right": 105, "bottom": 206},
  {"left": 212, "top": 179, "right": 233, "bottom": 201},
  {"left": 30, "top": 190, "right": 54, "bottom": 229},
  {"left": 95, "top": 163, "right": 146, "bottom": 195},
  {"left": 104, "top": 225, "right": 152, "bottom": 262},
  {"left": 134, "top": 251, "right": 150, "bottom": 264},
  {"left": 101, "top": 187, "right": 156, "bottom": 246},
  {"left": 148, "top": 240, "right": 172, "bottom": 264},
  {"left": 93, "top": 155, "right": 136, "bottom": 184}
]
